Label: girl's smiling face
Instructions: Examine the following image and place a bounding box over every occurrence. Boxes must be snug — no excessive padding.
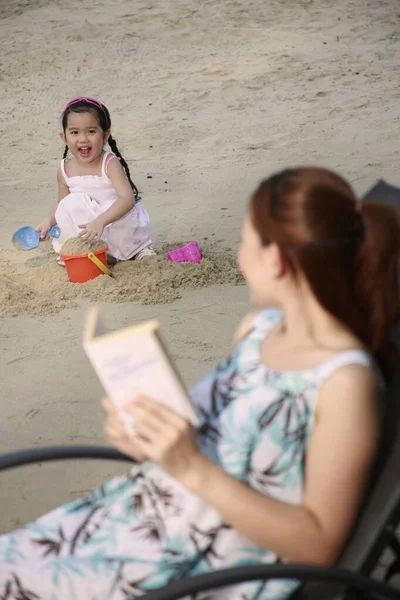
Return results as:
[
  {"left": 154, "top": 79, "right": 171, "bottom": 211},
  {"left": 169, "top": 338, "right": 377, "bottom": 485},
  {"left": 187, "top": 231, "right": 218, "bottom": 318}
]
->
[{"left": 61, "top": 111, "right": 109, "bottom": 164}]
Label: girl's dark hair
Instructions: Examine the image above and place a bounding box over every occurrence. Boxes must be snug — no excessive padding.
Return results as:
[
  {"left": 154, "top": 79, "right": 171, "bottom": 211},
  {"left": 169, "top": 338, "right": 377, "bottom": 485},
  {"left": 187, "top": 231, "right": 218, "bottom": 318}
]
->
[
  {"left": 61, "top": 99, "right": 139, "bottom": 200},
  {"left": 250, "top": 167, "right": 400, "bottom": 378}
]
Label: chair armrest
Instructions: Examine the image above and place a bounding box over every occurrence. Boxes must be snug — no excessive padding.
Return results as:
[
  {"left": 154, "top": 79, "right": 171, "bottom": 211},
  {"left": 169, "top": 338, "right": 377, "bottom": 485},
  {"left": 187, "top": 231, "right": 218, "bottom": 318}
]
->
[{"left": 0, "top": 445, "right": 135, "bottom": 472}]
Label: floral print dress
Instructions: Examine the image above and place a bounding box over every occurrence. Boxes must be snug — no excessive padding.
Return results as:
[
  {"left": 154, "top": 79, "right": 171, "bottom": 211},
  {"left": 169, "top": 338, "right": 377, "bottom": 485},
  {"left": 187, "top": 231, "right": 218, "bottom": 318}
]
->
[{"left": 0, "top": 309, "right": 373, "bottom": 599}]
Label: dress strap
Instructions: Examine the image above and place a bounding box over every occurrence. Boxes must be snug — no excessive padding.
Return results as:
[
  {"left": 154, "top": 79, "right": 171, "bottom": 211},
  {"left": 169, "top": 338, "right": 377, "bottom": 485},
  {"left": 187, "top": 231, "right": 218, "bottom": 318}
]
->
[
  {"left": 252, "top": 309, "right": 282, "bottom": 337},
  {"left": 60, "top": 159, "right": 69, "bottom": 183},
  {"left": 102, "top": 152, "right": 117, "bottom": 177},
  {"left": 318, "top": 349, "right": 373, "bottom": 380}
]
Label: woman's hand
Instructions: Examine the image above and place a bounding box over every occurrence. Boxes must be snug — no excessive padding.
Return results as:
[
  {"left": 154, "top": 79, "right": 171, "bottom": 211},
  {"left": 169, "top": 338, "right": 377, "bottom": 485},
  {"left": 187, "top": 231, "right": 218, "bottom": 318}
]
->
[
  {"left": 78, "top": 216, "right": 105, "bottom": 243},
  {"left": 35, "top": 216, "right": 55, "bottom": 240},
  {"left": 103, "top": 398, "right": 147, "bottom": 463},
  {"left": 124, "top": 396, "right": 203, "bottom": 485}
]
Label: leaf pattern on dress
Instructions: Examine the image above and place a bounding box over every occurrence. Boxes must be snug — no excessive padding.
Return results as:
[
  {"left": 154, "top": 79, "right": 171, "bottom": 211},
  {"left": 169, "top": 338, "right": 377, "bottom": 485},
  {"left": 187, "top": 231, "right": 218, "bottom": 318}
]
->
[
  {"left": 188, "top": 522, "right": 232, "bottom": 568},
  {"left": 131, "top": 519, "right": 162, "bottom": 542},
  {"left": 0, "top": 574, "right": 39, "bottom": 600},
  {"left": 120, "top": 578, "right": 147, "bottom": 598},
  {"left": 70, "top": 507, "right": 100, "bottom": 554},
  {"left": 131, "top": 493, "right": 143, "bottom": 513},
  {"left": 152, "top": 482, "right": 181, "bottom": 515},
  {"left": 32, "top": 525, "right": 66, "bottom": 557},
  {"left": 248, "top": 387, "right": 312, "bottom": 491}
]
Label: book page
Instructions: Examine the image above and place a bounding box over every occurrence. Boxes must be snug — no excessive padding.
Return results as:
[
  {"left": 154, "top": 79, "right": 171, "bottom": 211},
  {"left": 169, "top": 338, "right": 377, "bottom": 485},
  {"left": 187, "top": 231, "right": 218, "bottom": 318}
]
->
[{"left": 84, "top": 330, "right": 199, "bottom": 426}]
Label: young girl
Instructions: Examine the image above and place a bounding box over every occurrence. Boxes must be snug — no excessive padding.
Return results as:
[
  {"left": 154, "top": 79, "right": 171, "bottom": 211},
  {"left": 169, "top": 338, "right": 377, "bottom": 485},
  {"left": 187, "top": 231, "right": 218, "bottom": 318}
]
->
[{"left": 36, "top": 97, "right": 156, "bottom": 263}]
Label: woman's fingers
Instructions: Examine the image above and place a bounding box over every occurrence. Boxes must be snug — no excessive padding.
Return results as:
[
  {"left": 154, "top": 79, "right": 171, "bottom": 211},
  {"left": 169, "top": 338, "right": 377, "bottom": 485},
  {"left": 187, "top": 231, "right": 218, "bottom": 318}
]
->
[
  {"left": 104, "top": 414, "right": 127, "bottom": 440},
  {"left": 103, "top": 398, "right": 128, "bottom": 438},
  {"left": 129, "top": 395, "right": 186, "bottom": 428},
  {"left": 129, "top": 404, "right": 165, "bottom": 432}
]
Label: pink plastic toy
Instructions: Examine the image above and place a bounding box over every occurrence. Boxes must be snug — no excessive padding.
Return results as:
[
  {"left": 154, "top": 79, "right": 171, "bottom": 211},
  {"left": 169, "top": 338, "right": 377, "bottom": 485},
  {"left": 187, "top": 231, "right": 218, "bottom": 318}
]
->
[{"left": 168, "top": 241, "right": 202, "bottom": 264}]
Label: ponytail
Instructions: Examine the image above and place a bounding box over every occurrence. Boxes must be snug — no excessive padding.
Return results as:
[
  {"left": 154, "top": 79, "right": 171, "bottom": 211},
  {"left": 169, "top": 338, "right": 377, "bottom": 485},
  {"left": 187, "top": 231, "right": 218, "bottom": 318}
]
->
[
  {"left": 356, "top": 201, "right": 400, "bottom": 376},
  {"left": 250, "top": 167, "right": 400, "bottom": 379}
]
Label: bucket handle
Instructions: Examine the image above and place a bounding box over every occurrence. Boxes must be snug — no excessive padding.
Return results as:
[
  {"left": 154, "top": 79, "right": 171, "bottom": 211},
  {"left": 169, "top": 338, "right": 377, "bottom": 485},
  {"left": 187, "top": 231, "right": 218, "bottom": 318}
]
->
[{"left": 87, "top": 253, "right": 113, "bottom": 277}]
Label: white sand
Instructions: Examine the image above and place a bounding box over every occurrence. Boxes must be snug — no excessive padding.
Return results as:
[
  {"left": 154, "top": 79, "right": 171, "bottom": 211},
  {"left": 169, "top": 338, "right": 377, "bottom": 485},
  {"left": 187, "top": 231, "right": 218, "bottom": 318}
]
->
[{"left": 1, "top": 0, "right": 400, "bottom": 532}]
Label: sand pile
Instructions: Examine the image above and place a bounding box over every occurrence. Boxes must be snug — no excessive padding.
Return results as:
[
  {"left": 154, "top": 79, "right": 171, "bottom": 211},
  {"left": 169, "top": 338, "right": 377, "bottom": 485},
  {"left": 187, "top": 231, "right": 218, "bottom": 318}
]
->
[
  {"left": 60, "top": 237, "right": 108, "bottom": 255},
  {"left": 0, "top": 244, "right": 244, "bottom": 317}
]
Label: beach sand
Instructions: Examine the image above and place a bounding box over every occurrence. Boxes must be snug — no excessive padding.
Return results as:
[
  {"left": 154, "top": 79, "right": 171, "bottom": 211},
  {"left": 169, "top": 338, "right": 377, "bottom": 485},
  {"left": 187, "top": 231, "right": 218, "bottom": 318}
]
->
[{"left": 0, "top": 0, "right": 399, "bottom": 532}]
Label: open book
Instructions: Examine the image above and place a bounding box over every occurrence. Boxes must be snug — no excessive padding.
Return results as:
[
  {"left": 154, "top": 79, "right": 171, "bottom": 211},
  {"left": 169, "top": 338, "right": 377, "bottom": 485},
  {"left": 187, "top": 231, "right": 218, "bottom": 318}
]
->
[{"left": 83, "top": 307, "right": 199, "bottom": 429}]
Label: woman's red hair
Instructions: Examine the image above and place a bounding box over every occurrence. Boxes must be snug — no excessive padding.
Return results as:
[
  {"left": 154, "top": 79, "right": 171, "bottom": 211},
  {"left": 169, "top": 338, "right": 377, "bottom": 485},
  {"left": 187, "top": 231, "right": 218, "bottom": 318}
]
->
[{"left": 250, "top": 167, "right": 400, "bottom": 378}]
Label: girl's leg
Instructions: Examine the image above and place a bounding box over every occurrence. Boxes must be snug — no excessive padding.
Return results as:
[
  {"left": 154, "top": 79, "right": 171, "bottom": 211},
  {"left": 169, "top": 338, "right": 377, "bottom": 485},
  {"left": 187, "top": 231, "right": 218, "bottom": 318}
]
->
[
  {"left": 106, "top": 203, "right": 153, "bottom": 261},
  {"left": 52, "top": 193, "right": 105, "bottom": 255}
]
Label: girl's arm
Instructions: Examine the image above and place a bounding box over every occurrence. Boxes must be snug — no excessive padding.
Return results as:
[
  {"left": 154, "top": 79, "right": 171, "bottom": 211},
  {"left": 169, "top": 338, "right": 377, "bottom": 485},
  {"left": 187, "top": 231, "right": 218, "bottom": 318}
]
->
[
  {"left": 121, "top": 364, "right": 380, "bottom": 566},
  {"left": 36, "top": 168, "right": 69, "bottom": 238},
  {"left": 95, "top": 158, "right": 135, "bottom": 227}
]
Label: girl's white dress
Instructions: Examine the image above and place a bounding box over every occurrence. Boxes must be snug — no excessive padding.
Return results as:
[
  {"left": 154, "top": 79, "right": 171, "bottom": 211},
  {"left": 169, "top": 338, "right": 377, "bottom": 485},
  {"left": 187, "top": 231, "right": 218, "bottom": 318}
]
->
[{"left": 52, "top": 152, "right": 153, "bottom": 260}]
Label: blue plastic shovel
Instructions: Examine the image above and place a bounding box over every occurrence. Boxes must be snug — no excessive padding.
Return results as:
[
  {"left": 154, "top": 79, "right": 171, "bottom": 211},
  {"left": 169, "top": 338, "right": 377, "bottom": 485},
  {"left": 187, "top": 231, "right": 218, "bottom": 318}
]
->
[{"left": 11, "top": 225, "right": 61, "bottom": 251}]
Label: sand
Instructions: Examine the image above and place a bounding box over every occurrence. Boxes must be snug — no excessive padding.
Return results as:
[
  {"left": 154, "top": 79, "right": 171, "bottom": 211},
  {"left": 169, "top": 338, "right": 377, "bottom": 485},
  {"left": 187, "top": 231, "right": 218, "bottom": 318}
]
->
[
  {"left": 1, "top": 0, "right": 400, "bottom": 532},
  {"left": 0, "top": 243, "right": 243, "bottom": 316},
  {"left": 60, "top": 237, "right": 108, "bottom": 255}
]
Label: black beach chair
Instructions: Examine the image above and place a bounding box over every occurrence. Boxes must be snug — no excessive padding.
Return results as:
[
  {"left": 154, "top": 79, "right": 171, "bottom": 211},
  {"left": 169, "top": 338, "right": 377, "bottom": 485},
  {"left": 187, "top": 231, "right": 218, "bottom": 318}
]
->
[{"left": 1, "top": 181, "right": 399, "bottom": 598}]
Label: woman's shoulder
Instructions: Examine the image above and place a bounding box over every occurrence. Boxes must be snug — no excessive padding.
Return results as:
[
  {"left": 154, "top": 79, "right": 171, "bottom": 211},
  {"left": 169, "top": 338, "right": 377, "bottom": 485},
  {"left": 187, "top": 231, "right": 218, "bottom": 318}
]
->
[
  {"left": 231, "top": 308, "right": 282, "bottom": 349},
  {"left": 314, "top": 356, "right": 381, "bottom": 437}
]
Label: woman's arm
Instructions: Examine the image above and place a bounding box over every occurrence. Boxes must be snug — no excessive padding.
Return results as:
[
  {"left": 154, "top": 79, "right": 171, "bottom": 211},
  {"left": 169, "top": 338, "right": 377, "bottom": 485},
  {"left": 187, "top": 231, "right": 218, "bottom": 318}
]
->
[
  {"left": 124, "top": 364, "right": 380, "bottom": 565},
  {"left": 95, "top": 158, "right": 135, "bottom": 227}
]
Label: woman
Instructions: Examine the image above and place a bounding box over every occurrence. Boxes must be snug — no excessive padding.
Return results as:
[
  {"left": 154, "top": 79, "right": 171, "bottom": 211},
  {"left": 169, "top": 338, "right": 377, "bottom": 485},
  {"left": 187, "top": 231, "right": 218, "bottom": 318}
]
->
[{"left": 1, "top": 167, "right": 399, "bottom": 599}]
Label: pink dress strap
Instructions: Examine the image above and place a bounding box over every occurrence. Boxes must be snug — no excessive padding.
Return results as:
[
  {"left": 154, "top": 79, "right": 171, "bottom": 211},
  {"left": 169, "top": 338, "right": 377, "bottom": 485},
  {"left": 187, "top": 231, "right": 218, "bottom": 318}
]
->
[{"left": 103, "top": 152, "right": 118, "bottom": 177}]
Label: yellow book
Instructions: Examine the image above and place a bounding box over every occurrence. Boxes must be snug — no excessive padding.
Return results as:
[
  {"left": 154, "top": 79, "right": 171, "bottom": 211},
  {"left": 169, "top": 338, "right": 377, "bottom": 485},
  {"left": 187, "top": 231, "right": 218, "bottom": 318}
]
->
[{"left": 83, "top": 306, "right": 199, "bottom": 428}]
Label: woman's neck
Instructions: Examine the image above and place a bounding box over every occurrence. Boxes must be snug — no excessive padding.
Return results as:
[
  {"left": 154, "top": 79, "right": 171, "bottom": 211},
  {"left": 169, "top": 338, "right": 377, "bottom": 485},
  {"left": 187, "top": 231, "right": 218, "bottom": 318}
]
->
[{"left": 276, "top": 291, "right": 358, "bottom": 352}]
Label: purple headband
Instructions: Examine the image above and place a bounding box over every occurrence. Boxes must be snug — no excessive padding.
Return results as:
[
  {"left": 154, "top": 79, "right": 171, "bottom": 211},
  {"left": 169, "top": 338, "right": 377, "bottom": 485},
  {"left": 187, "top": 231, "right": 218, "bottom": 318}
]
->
[{"left": 61, "top": 97, "right": 109, "bottom": 128}]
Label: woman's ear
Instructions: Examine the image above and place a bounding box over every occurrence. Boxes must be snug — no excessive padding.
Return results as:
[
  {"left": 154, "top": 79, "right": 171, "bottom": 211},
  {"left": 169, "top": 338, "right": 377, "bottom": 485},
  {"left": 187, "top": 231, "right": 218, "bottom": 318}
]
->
[
  {"left": 59, "top": 131, "right": 66, "bottom": 144},
  {"left": 103, "top": 129, "right": 111, "bottom": 143}
]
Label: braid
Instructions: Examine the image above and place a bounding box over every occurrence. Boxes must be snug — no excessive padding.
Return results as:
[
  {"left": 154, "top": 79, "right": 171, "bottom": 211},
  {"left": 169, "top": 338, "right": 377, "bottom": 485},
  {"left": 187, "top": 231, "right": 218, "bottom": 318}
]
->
[
  {"left": 108, "top": 135, "right": 139, "bottom": 200},
  {"left": 63, "top": 145, "right": 68, "bottom": 159}
]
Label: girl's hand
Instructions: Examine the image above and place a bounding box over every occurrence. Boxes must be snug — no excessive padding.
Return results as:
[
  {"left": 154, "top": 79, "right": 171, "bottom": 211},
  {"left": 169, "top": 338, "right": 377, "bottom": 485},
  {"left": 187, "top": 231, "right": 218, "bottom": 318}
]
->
[
  {"left": 103, "top": 398, "right": 147, "bottom": 463},
  {"left": 35, "top": 217, "right": 55, "bottom": 240},
  {"left": 125, "top": 395, "right": 202, "bottom": 484},
  {"left": 78, "top": 217, "right": 105, "bottom": 243}
]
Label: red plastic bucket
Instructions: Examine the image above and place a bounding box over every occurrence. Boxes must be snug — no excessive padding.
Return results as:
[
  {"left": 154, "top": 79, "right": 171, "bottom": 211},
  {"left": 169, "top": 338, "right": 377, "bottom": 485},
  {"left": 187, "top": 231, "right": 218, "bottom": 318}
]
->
[{"left": 60, "top": 245, "right": 109, "bottom": 283}]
